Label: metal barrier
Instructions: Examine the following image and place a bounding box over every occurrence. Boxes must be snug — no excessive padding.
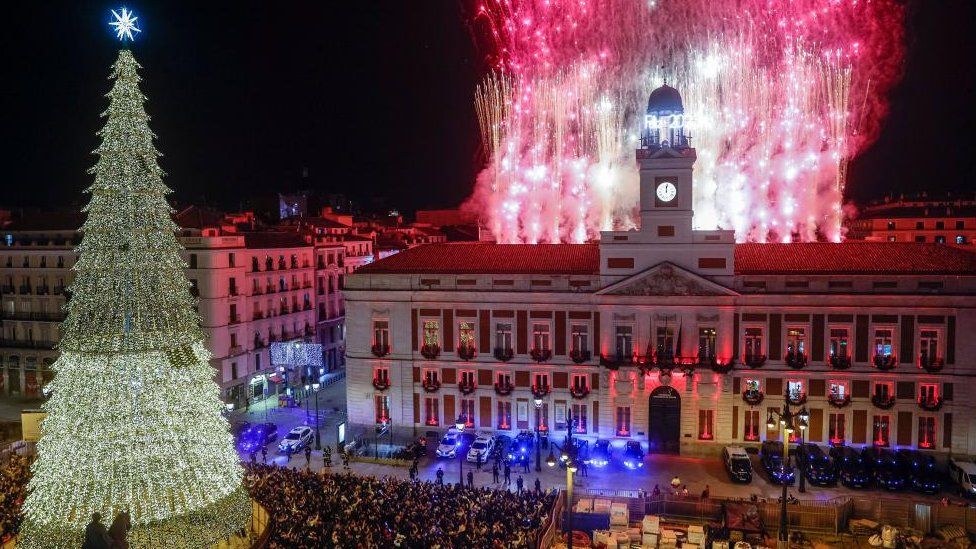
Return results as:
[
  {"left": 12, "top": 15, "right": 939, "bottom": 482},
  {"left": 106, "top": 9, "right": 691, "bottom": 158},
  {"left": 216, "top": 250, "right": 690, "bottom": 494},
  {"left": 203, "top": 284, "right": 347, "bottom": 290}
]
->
[
  {"left": 537, "top": 490, "right": 564, "bottom": 549},
  {"left": 849, "top": 496, "right": 976, "bottom": 535}
]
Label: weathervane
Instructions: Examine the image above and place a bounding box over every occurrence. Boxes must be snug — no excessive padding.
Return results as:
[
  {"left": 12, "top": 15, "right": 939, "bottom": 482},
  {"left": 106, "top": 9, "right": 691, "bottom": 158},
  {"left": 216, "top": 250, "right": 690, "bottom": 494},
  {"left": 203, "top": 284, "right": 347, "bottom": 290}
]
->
[{"left": 109, "top": 7, "right": 141, "bottom": 42}]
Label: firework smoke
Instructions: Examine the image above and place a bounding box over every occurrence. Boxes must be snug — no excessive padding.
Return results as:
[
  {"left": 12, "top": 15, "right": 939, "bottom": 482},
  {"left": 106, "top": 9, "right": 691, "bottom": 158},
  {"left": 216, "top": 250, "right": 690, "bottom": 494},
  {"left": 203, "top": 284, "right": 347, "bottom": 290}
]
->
[{"left": 466, "top": 0, "right": 905, "bottom": 243}]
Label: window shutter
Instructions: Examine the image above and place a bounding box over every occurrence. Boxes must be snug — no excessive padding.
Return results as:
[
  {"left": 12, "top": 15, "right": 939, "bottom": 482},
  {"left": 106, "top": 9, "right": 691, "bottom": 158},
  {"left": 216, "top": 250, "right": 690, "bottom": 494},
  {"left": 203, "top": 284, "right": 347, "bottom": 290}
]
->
[
  {"left": 732, "top": 406, "right": 739, "bottom": 440},
  {"left": 516, "top": 310, "right": 528, "bottom": 354},
  {"left": 944, "top": 413, "right": 953, "bottom": 449},
  {"left": 479, "top": 397, "right": 492, "bottom": 428},
  {"left": 811, "top": 314, "right": 825, "bottom": 362},
  {"left": 515, "top": 370, "right": 530, "bottom": 387},
  {"left": 943, "top": 383, "right": 954, "bottom": 401},
  {"left": 899, "top": 316, "right": 914, "bottom": 364},
  {"left": 852, "top": 410, "right": 867, "bottom": 444},
  {"left": 947, "top": 316, "right": 956, "bottom": 364},
  {"left": 854, "top": 315, "right": 869, "bottom": 363},
  {"left": 897, "top": 411, "right": 913, "bottom": 446},
  {"left": 443, "top": 310, "right": 454, "bottom": 352},
  {"left": 590, "top": 373, "right": 600, "bottom": 391},
  {"left": 852, "top": 380, "right": 870, "bottom": 399},
  {"left": 479, "top": 310, "right": 491, "bottom": 353},
  {"left": 442, "top": 368, "right": 456, "bottom": 385},
  {"left": 809, "top": 379, "right": 826, "bottom": 397},
  {"left": 413, "top": 393, "right": 420, "bottom": 424},
  {"left": 808, "top": 408, "right": 823, "bottom": 443},
  {"left": 768, "top": 314, "right": 782, "bottom": 360},
  {"left": 553, "top": 372, "right": 568, "bottom": 389},
  {"left": 766, "top": 378, "right": 783, "bottom": 397},
  {"left": 555, "top": 311, "right": 567, "bottom": 356}
]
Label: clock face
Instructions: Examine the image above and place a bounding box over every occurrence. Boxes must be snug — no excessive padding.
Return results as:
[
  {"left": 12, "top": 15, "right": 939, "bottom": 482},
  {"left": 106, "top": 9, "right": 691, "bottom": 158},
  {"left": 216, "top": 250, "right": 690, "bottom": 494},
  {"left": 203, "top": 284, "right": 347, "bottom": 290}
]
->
[{"left": 656, "top": 181, "right": 677, "bottom": 203}]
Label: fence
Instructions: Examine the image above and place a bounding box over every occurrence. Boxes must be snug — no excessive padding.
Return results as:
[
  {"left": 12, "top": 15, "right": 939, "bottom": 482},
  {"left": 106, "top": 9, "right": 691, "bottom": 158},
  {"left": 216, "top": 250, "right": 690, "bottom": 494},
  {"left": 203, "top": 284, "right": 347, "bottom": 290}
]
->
[
  {"left": 537, "top": 490, "right": 564, "bottom": 549},
  {"left": 850, "top": 496, "right": 976, "bottom": 535},
  {"left": 0, "top": 440, "right": 35, "bottom": 467}
]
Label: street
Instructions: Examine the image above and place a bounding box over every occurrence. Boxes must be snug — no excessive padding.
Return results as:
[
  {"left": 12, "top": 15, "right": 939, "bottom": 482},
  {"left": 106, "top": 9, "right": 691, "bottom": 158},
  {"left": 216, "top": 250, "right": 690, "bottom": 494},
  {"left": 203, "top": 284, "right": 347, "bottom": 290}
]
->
[{"left": 236, "top": 374, "right": 959, "bottom": 506}]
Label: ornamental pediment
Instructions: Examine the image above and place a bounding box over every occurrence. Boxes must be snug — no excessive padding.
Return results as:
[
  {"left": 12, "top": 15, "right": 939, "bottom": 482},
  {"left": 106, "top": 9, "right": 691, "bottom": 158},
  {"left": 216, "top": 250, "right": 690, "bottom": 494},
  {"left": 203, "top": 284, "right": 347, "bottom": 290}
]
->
[{"left": 598, "top": 262, "right": 737, "bottom": 297}]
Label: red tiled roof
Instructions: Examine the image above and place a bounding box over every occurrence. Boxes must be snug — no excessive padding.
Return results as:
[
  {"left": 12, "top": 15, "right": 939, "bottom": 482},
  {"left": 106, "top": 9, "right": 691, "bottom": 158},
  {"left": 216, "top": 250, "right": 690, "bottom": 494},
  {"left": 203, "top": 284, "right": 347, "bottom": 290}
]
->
[
  {"left": 356, "top": 243, "right": 600, "bottom": 275},
  {"left": 734, "top": 242, "right": 976, "bottom": 275}
]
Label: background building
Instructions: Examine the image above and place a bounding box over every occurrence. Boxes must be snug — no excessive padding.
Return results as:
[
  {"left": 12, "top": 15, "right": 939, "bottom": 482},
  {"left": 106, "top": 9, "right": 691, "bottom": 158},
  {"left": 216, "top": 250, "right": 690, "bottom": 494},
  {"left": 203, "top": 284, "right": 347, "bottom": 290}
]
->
[{"left": 847, "top": 194, "right": 976, "bottom": 246}]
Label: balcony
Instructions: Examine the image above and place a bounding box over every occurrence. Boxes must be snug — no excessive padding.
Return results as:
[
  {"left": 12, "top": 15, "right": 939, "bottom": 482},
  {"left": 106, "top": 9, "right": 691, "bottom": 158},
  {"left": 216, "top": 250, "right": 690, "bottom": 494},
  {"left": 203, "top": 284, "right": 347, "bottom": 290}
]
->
[
  {"left": 420, "top": 344, "right": 441, "bottom": 360},
  {"left": 827, "top": 392, "right": 851, "bottom": 408},
  {"left": 229, "top": 316, "right": 241, "bottom": 325},
  {"left": 599, "top": 353, "right": 635, "bottom": 370},
  {"left": 828, "top": 354, "right": 851, "bottom": 370},
  {"left": 0, "top": 339, "right": 56, "bottom": 350},
  {"left": 228, "top": 345, "right": 244, "bottom": 356},
  {"left": 493, "top": 380, "right": 514, "bottom": 396},
  {"left": 569, "top": 385, "right": 590, "bottom": 399},
  {"left": 917, "top": 394, "right": 943, "bottom": 412},
  {"left": 1, "top": 285, "right": 14, "bottom": 295},
  {"left": 742, "top": 389, "right": 764, "bottom": 406},
  {"left": 0, "top": 311, "right": 66, "bottom": 322},
  {"left": 919, "top": 354, "right": 944, "bottom": 373},
  {"left": 569, "top": 348, "right": 591, "bottom": 364},
  {"left": 696, "top": 355, "right": 734, "bottom": 374},
  {"left": 785, "top": 350, "right": 807, "bottom": 369},
  {"left": 743, "top": 353, "right": 767, "bottom": 368},
  {"left": 18, "top": 285, "right": 32, "bottom": 295},
  {"left": 530, "top": 348, "right": 552, "bottom": 363},
  {"left": 785, "top": 391, "right": 807, "bottom": 406},
  {"left": 252, "top": 311, "right": 264, "bottom": 321},
  {"left": 651, "top": 348, "right": 677, "bottom": 367},
  {"left": 372, "top": 377, "right": 391, "bottom": 392},
  {"left": 53, "top": 286, "right": 65, "bottom": 295},
  {"left": 458, "top": 380, "right": 476, "bottom": 396},
  {"left": 457, "top": 344, "right": 476, "bottom": 361},
  {"left": 252, "top": 287, "right": 263, "bottom": 296},
  {"left": 871, "top": 393, "right": 896, "bottom": 409},
  {"left": 371, "top": 343, "right": 390, "bottom": 357},
  {"left": 493, "top": 347, "right": 514, "bottom": 362},
  {"left": 35, "top": 286, "right": 50, "bottom": 295},
  {"left": 253, "top": 337, "right": 265, "bottom": 349},
  {"left": 530, "top": 384, "right": 551, "bottom": 399},
  {"left": 421, "top": 377, "right": 441, "bottom": 392},
  {"left": 873, "top": 354, "right": 897, "bottom": 371}
]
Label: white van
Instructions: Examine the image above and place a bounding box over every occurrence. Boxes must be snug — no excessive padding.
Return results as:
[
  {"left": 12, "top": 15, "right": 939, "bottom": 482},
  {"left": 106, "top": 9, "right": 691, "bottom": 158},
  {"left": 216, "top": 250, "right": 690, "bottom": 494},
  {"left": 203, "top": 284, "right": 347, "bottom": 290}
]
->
[{"left": 948, "top": 457, "right": 976, "bottom": 496}]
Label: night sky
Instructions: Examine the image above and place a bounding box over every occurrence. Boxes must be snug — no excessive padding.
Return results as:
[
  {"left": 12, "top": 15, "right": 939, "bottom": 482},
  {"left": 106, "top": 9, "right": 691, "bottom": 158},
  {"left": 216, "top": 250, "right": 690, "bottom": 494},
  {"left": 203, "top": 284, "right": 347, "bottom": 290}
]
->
[{"left": 2, "top": 1, "right": 973, "bottom": 216}]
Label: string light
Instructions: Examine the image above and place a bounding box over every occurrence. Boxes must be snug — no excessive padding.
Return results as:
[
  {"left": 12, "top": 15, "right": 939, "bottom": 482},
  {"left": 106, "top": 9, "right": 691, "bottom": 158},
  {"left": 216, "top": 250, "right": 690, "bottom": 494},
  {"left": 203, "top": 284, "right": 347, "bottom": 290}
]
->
[{"left": 19, "top": 50, "right": 249, "bottom": 548}]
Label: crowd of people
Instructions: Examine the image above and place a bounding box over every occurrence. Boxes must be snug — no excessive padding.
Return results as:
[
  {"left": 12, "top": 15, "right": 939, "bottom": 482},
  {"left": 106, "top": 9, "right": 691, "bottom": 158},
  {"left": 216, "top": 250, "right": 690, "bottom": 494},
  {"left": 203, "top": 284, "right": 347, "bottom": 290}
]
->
[
  {"left": 244, "top": 462, "right": 556, "bottom": 548},
  {"left": 0, "top": 454, "right": 31, "bottom": 544}
]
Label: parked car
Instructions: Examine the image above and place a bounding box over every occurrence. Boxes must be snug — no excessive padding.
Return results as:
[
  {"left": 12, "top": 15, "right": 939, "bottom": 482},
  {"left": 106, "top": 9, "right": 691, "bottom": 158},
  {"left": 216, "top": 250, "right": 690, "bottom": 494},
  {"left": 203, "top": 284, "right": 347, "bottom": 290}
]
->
[
  {"left": 589, "top": 440, "right": 613, "bottom": 468},
  {"left": 795, "top": 444, "right": 836, "bottom": 486},
  {"left": 467, "top": 434, "right": 495, "bottom": 463},
  {"left": 238, "top": 422, "right": 278, "bottom": 454},
  {"left": 507, "top": 432, "right": 538, "bottom": 465},
  {"left": 722, "top": 446, "right": 753, "bottom": 483},
  {"left": 949, "top": 457, "right": 976, "bottom": 497},
  {"left": 491, "top": 435, "right": 512, "bottom": 461},
  {"left": 435, "top": 428, "right": 461, "bottom": 458},
  {"left": 277, "top": 426, "right": 312, "bottom": 454},
  {"left": 896, "top": 450, "right": 940, "bottom": 494},
  {"left": 558, "top": 438, "right": 590, "bottom": 469},
  {"left": 861, "top": 447, "right": 904, "bottom": 491},
  {"left": 623, "top": 441, "right": 645, "bottom": 470},
  {"left": 760, "top": 441, "right": 795, "bottom": 485},
  {"left": 829, "top": 446, "right": 871, "bottom": 489}
]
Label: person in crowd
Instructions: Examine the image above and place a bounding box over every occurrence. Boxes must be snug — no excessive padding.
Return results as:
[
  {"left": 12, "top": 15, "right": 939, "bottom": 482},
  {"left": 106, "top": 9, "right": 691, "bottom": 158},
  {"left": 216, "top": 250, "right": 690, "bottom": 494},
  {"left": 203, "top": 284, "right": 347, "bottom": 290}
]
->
[
  {"left": 436, "top": 467, "right": 444, "bottom": 485},
  {"left": 504, "top": 461, "right": 512, "bottom": 485},
  {"left": 516, "top": 475, "right": 524, "bottom": 494},
  {"left": 534, "top": 477, "right": 541, "bottom": 496},
  {"left": 82, "top": 512, "right": 112, "bottom": 549},
  {"left": 652, "top": 484, "right": 661, "bottom": 497},
  {"left": 242, "top": 462, "right": 556, "bottom": 549},
  {"left": 492, "top": 462, "right": 500, "bottom": 484},
  {"left": 108, "top": 510, "right": 131, "bottom": 549},
  {"left": 466, "top": 470, "right": 474, "bottom": 489},
  {"left": 671, "top": 475, "right": 681, "bottom": 493},
  {"left": 701, "top": 485, "right": 710, "bottom": 500},
  {"left": 0, "top": 454, "right": 32, "bottom": 545},
  {"left": 304, "top": 445, "right": 312, "bottom": 468}
]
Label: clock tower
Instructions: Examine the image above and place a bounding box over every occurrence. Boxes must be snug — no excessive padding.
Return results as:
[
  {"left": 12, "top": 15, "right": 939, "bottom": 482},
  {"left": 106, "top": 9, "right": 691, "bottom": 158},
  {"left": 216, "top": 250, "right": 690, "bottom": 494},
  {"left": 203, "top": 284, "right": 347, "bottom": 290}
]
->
[{"left": 599, "top": 83, "right": 735, "bottom": 286}]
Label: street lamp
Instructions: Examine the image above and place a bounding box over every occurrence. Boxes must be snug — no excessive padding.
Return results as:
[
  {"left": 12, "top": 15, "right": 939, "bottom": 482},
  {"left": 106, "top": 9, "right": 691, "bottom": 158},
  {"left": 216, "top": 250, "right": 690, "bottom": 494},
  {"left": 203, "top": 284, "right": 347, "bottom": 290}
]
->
[
  {"left": 797, "top": 407, "right": 809, "bottom": 494},
  {"left": 456, "top": 415, "right": 466, "bottom": 486},
  {"left": 765, "top": 402, "right": 808, "bottom": 548},
  {"left": 534, "top": 397, "right": 544, "bottom": 472},
  {"left": 304, "top": 383, "right": 311, "bottom": 423},
  {"left": 548, "top": 410, "right": 577, "bottom": 549},
  {"left": 312, "top": 382, "right": 322, "bottom": 450}
]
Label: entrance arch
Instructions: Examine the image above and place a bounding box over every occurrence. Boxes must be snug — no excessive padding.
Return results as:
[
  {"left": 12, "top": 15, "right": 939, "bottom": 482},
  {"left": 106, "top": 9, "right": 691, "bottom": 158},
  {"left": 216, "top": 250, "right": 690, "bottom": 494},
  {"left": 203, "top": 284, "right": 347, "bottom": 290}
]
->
[{"left": 648, "top": 385, "right": 681, "bottom": 454}]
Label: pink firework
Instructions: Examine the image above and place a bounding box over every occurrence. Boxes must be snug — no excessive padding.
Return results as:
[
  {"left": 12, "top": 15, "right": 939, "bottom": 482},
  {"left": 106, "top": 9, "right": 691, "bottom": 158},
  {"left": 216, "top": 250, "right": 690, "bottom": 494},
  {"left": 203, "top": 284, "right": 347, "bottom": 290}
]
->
[{"left": 466, "top": 0, "right": 905, "bottom": 243}]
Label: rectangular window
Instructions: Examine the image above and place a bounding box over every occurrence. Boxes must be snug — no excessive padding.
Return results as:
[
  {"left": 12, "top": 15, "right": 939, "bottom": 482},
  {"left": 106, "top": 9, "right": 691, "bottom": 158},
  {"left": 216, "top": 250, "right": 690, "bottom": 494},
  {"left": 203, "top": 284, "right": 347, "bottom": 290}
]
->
[
  {"left": 571, "top": 324, "right": 589, "bottom": 353},
  {"left": 423, "top": 369, "right": 439, "bottom": 385},
  {"left": 873, "top": 381, "right": 893, "bottom": 399},
  {"left": 918, "top": 416, "right": 936, "bottom": 449},
  {"left": 374, "top": 367, "right": 390, "bottom": 384},
  {"left": 459, "top": 321, "right": 476, "bottom": 349},
  {"left": 787, "top": 327, "right": 806, "bottom": 355},
  {"left": 616, "top": 407, "right": 632, "bottom": 437},
  {"left": 375, "top": 395, "right": 390, "bottom": 423},
  {"left": 656, "top": 326, "right": 675, "bottom": 357},
  {"left": 459, "top": 370, "right": 475, "bottom": 386},
  {"left": 919, "top": 329, "right": 939, "bottom": 363},
  {"left": 460, "top": 398, "right": 476, "bottom": 428},
  {"left": 919, "top": 383, "right": 938, "bottom": 403},
  {"left": 615, "top": 325, "right": 633, "bottom": 358},
  {"left": 829, "top": 328, "right": 849, "bottom": 358},
  {"left": 744, "top": 378, "right": 762, "bottom": 393},
  {"left": 571, "top": 404, "right": 588, "bottom": 434},
  {"left": 571, "top": 374, "right": 588, "bottom": 391},
  {"left": 535, "top": 403, "right": 549, "bottom": 431},
  {"left": 230, "top": 362, "right": 238, "bottom": 380},
  {"left": 874, "top": 329, "right": 894, "bottom": 357},
  {"left": 745, "top": 327, "right": 764, "bottom": 358},
  {"left": 828, "top": 380, "right": 849, "bottom": 398},
  {"left": 787, "top": 380, "right": 805, "bottom": 400},
  {"left": 698, "top": 327, "right": 716, "bottom": 359},
  {"left": 829, "top": 413, "right": 846, "bottom": 445},
  {"left": 424, "top": 397, "right": 440, "bottom": 426},
  {"left": 373, "top": 320, "right": 390, "bottom": 348},
  {"left": 872, "top": 415, "right": 890, "bottom": 446},
  {"left": 497, "top": 401, "right": 512, "bottom": 430},
  {"left": 496, "top": 372, "right": 512, "bottom": 387},
  {"left": 532, "top": 323, "right": 551, "bottom": 351},
  {"left": 495, "top": 323, "right": 513, "bottom": 350},
  {"left": 698, "top": 409, "right": 715, "bottom": 440},
  {"left": 533, "top": 372, "right": 550, "bottom": 390},
  {"left": 743, "top": 410, "right": 760, "bottom": 441},
  {"left": 423, "top": 320, "right": 439, "bottom": 347}
]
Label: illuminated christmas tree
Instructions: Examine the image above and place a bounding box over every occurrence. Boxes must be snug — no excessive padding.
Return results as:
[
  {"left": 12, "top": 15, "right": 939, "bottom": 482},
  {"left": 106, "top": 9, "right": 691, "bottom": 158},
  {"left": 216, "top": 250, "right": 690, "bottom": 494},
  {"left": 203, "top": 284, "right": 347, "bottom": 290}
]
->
[{"left": 20, "top": 46, "right": 249, "bottom": 548}]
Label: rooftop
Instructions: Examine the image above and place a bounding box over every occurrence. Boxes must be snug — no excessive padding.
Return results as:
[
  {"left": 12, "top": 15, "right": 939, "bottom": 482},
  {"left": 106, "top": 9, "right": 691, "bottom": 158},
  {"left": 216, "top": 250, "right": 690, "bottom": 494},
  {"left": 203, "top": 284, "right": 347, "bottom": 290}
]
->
[
  {"left": 354, "top": 241, "right": 976, "bottom": 277},
  {"left": 242, "top": 232, "right": 310, "bottom": 249}
]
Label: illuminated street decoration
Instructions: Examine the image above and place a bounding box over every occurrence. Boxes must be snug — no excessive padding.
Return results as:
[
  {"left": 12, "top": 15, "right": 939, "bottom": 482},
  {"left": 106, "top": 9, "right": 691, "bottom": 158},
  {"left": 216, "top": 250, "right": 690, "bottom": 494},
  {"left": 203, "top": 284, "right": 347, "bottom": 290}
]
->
[
  {"left": 109, "top": 7, "right": 141, "bottom": 42},
  {"left": 271, "top": 342, "right": 324, "bottom": 367},
  {"left": 18, "top": 49, "right": 248, "bottom": 548},
  {"left": 468, "top": 0, "right": 906, "bottom": 243}
]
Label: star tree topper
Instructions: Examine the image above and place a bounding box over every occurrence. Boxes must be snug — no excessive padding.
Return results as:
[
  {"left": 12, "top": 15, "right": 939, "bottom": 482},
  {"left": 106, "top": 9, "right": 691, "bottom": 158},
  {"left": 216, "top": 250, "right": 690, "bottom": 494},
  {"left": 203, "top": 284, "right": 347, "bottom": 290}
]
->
[{"left": 109, "top": 7, "right": 141, "bottom": 42}]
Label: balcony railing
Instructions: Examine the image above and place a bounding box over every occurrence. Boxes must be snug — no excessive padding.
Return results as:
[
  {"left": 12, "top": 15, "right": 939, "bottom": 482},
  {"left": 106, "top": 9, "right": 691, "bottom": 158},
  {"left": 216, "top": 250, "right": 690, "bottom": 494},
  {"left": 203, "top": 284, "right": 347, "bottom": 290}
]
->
[
  {"left": 785, "top": 350, "right": 807, "bottom": 369},
  {"left": 493, "top": 380, "right": 514, "bottom": 396},
  {"left": 530, "top": 384, "right": 551, "bottom": 399},
  {"left": 371, "top": 343, "right": 390, "bottom": 357},
  {"left": 0, "top": 311, "right": 66, "bottom": 322},
  {"left": 372, "top": 377, "right": 391, "bottom": 392},
  {"left": 742, "top": 389, "right": 764, "bottom": 406},
  {"left": 421, "top": 378, "right": 441, "bottom": 392},
  {"left": 917, "top": 395, "right": 943, "bottom": 412},
  {"left": 420, "top": 344, "right": 441, "bottom": 360},
  {"left": 569, "top": 385, "right": 590, "bottom": 399},
  {"left": 493, "top": 347, "right": 514, "bottom": 362},
  {"left": 458, "top": 380, "right": 476, "bottom": 395},
  {"left": 569, "top": 348, "right": 591, "bottom": 364},
  {"left": 599, "top": 353, "right": 635, "bottom": 370},
  {"left": 873, "top": 354, "right": 897, "bottom": 371},
  {"left": 785, "top": 391, "right": 807, "bottom": 406},
  {"left": 828, "top": 354, "right": 851, "bottom": 370},
  {"left": 871, "top": 393, "right": 896, "bottom": 409},
  {"left": 743, "top": 353, "right": 767, "bottom": 368},
  {"left": 0, "top": 339, "right": 57, "bottom": 350},
  {"left": 529, "top": 348, "right": 552, "bottom": 363},
  {"left": 457, "top": 344, "right": 476, "bottom": 361},
  {"left": 827, "top": 393, "right": 851, "bottom": 408},
  {"left": 919, "top": 354, "right": 944, "bottom": 373}
]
